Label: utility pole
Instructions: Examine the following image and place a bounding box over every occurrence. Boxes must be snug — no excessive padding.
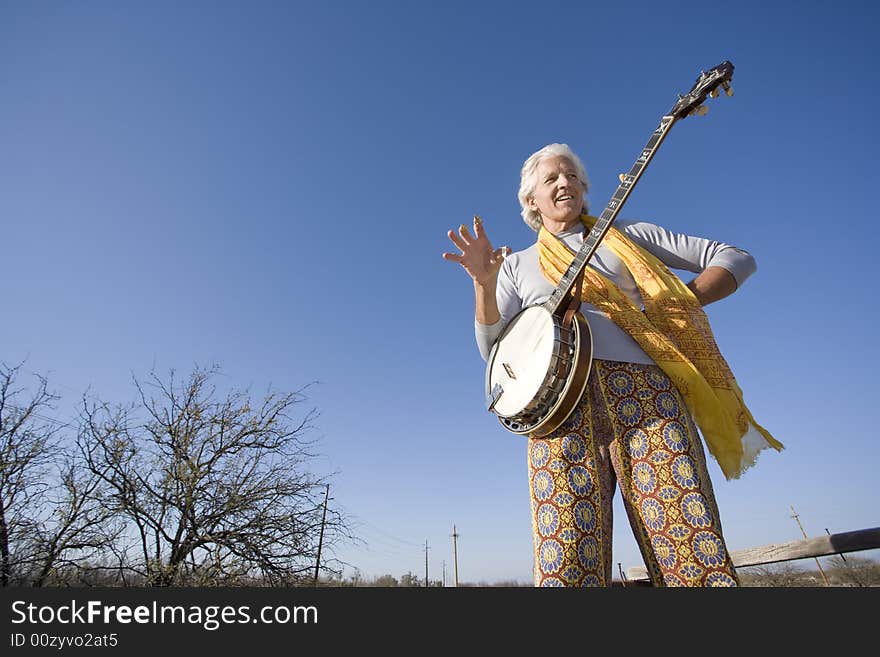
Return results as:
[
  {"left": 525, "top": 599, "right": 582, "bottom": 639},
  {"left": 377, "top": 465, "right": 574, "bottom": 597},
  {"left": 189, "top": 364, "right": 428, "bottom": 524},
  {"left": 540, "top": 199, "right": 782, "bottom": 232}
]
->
[
  {"left": 790, "top": 505, "right": 830, "bottom": 586},
  {"left": 424, "top": 540, "right": 429, "bottom": 588},
  {"left": 451, "top": 525, "right": 460, "bottom": 587},
  {"left": 313, "top": 484, "right": 330, "bottom": 586}
]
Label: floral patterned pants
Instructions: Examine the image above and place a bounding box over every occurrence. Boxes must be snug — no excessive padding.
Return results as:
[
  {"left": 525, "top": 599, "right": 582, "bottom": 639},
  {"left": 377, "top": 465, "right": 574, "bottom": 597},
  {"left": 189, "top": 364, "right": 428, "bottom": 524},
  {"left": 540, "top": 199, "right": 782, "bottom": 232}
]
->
[{"left": 528, "top": 359, "right": 739, "bottom": 587}]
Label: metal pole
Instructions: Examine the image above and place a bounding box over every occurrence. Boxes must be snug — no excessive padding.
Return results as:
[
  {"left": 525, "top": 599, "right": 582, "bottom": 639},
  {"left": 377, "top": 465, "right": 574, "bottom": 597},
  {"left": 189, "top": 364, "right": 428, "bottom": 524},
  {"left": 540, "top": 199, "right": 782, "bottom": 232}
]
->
[{"left": 825, "top": 528, "right": 846, "bottom": 562}]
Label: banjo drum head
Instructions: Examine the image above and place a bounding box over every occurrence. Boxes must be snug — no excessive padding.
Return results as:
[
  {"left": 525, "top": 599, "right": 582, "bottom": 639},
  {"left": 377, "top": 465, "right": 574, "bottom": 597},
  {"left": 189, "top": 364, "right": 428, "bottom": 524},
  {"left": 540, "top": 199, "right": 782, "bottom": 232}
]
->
[{"left": 488, "top": 306, "right": 556, "bottom": 418}]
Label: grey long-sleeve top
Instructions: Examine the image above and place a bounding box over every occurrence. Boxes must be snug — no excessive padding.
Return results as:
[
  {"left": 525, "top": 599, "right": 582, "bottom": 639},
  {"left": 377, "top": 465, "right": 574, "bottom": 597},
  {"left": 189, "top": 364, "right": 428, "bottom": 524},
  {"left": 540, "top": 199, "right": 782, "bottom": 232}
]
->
[{"left": 475, "top": 218, "right": 756, "bottom": 364}]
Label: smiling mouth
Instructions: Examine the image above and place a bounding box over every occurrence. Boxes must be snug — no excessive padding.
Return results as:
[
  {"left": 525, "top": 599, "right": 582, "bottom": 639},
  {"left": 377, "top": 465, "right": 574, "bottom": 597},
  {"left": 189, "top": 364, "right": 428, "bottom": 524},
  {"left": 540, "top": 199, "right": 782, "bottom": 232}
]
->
[{"left": 556, "top": 195, "right": 574, "bottom": 202}]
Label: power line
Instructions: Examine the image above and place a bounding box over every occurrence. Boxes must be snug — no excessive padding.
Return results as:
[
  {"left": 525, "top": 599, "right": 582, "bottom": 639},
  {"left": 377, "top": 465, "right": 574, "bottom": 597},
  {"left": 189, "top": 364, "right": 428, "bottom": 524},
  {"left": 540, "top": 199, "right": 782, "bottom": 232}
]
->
[
  {"left": 1, "top": 404, "right": 77, "bottom": 430},
  {"left": 334, "top": 504, "right": 423, "bottom": 548}
]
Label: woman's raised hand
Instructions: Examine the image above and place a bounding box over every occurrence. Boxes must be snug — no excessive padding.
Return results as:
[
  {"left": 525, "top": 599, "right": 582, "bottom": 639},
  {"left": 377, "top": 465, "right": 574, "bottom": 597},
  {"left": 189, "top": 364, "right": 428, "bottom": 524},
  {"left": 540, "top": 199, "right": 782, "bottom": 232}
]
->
[{"left": 442, "top": 215, "right": 509, "bottom": 287}]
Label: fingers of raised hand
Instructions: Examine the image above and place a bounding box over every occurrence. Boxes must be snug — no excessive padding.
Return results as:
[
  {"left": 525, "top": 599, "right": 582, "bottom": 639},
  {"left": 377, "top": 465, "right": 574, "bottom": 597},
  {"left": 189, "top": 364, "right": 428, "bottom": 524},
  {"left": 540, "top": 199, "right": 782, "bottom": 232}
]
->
[
  {"left": 473, "top": 215, "right": 498, "bottom": 251},
  {"left": 447, "top": 229, "right": 467, "bottom": 252},
  {"left": 472, "top": 215, "right": 486, "bottom": 240}
]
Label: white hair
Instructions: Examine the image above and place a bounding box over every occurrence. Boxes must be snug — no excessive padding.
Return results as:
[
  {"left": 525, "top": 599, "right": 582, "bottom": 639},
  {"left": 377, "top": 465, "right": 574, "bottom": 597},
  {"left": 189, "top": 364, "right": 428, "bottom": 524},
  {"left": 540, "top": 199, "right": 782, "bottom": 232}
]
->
[{"left": 517, "top": 143, "right": 590, "bottom": 231}]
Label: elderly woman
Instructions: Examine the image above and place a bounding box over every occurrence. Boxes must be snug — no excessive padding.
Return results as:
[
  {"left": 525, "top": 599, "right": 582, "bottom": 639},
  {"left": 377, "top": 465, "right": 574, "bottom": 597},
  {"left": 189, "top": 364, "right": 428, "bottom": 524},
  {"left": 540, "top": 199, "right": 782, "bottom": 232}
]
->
[{"left": 443, "top": 143, "right": 782, "bottom": 587}]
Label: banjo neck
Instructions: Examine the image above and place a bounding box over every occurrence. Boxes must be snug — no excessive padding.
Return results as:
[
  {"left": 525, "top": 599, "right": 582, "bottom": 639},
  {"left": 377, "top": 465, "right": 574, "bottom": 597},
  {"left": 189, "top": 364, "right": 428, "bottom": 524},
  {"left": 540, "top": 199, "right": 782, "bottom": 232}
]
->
[
  {"left": 543, "top": 114, "right": 676, "bottom": 317},
  {"left": 541, "top": 60, "right": 736, "bottom": 317}
]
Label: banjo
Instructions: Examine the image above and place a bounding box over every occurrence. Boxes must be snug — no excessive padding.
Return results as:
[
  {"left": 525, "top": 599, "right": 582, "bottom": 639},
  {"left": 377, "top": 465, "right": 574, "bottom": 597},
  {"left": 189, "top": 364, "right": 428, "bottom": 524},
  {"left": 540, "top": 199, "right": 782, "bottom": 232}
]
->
[{"left": 485, "top": 61, "right": 735, "bottom": 437}]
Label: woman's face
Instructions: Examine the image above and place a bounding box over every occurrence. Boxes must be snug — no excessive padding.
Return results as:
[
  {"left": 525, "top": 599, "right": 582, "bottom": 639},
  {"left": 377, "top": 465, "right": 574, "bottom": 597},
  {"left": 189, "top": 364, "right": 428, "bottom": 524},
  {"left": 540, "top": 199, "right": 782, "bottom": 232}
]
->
[{"left": 527, "top": 155, "right": 585, "bottom": 231}]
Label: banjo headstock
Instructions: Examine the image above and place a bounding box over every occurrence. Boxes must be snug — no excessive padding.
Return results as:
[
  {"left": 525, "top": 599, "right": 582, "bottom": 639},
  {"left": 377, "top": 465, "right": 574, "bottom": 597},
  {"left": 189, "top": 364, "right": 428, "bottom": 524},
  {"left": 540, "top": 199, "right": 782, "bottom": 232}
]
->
[{"left": 670, "top": 60, "right": 734, "bottom": 119}]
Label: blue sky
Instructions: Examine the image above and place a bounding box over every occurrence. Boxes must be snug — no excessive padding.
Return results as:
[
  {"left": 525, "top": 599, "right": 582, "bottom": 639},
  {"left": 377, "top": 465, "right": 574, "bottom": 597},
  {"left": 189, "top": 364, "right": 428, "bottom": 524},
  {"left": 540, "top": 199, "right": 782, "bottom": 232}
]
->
[{"left": 2, "top": 0, "right": 878, "bottom": 583}]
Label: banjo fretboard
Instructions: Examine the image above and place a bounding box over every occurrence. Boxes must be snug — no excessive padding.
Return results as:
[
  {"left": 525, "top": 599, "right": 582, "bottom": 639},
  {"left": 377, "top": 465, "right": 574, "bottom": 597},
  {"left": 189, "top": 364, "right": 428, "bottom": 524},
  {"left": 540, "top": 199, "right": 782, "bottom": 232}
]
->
[{"left": 544, "top": 114, "right": 675, "bottom": 315}]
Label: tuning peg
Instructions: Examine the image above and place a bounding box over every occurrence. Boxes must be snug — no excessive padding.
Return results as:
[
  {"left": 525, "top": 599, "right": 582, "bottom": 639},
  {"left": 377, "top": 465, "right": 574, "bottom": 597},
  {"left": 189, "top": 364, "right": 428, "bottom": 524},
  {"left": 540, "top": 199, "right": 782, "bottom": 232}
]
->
[
  {"left": 692, "top": 105, "right": 709, "bottom": 117},
  {"left": 710, "top": 88, "right": 720, "bottom": 98},
  {"left": 619, "top": 173, "right": 627, "bottom": 183},
  {"left": 722, "top": 82, "right": 734, "bottom": 97}
]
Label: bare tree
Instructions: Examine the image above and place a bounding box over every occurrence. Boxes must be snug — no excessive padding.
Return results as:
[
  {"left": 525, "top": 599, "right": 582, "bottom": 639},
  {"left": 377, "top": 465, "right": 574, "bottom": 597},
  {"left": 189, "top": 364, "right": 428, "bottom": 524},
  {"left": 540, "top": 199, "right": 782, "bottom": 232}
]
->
[
  {"left": 77, "top": 366, "right": 350, "bottom": 586},
  {"left": 0, "top": 362, "right": 121, "bottom": 586},
  {"left": 0, "top": 363, "right": 62, "bottom": 585},
  {"left": 825, "top": 555, "right": 880, "bottom": 587},
  {"left": 738, "top": 562, "right": 812, "bottom": 587}
]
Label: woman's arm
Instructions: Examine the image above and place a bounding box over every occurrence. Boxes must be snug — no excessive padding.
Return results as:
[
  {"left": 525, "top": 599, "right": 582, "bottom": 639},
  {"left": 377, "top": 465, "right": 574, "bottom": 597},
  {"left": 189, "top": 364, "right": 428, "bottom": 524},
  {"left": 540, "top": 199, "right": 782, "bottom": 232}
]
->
[{"left": 620, "top": 218, "right": 757, "bottom": 306}]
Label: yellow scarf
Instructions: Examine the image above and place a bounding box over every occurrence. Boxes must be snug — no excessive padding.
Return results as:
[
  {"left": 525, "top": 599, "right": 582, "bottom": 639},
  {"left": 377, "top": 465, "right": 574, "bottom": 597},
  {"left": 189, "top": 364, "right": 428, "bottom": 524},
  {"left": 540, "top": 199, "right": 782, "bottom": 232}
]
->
[{"left": 538, "top": 215, "right": 783, "bottom": 480}]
